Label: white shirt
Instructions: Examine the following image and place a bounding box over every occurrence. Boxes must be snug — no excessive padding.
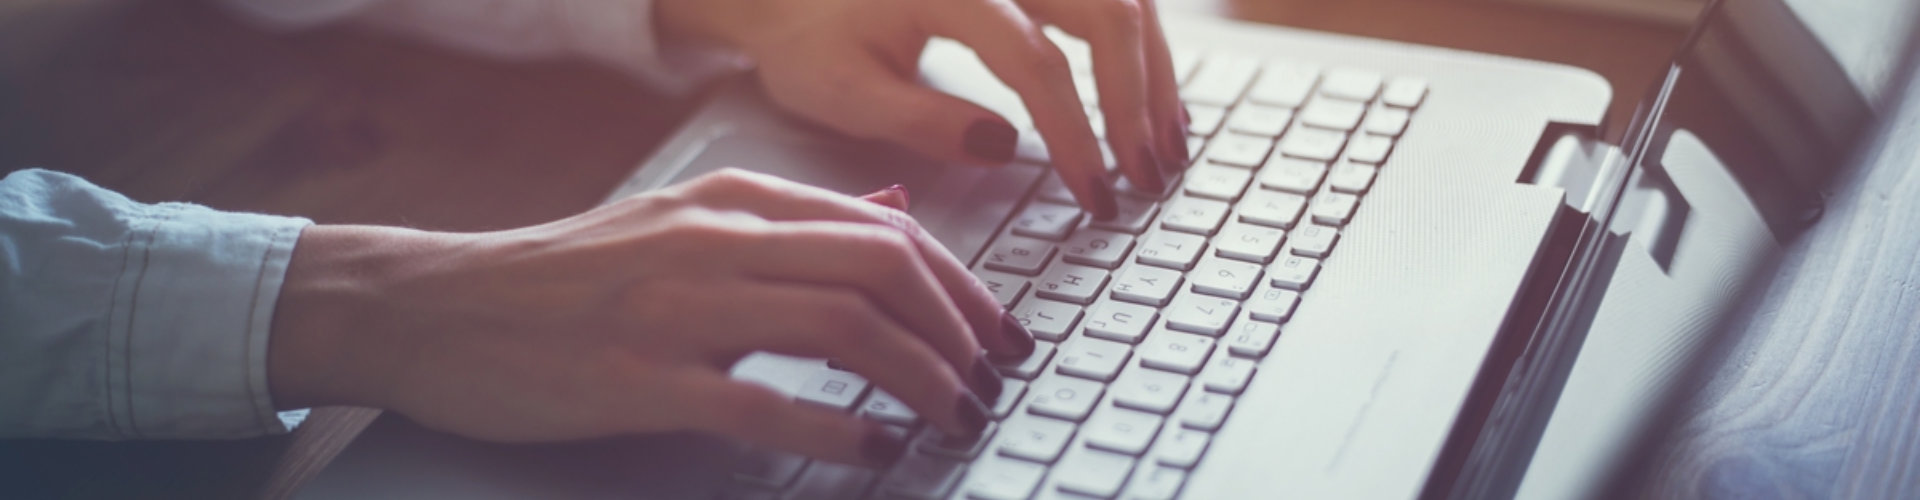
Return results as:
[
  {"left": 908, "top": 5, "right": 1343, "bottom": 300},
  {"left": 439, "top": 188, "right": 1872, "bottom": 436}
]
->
[{"left": 0, "top": 0, "right": 736, "bottom": 440}]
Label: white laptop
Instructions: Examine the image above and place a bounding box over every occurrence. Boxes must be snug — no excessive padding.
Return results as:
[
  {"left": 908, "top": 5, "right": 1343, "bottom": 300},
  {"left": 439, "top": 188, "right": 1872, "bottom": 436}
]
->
[{"left": 295, "top": 0, "right": 1913, "bottom": 498}]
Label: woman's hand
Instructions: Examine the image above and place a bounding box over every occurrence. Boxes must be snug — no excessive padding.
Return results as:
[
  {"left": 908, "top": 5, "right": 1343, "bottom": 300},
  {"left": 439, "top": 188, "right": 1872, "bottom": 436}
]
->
[
  {"left": 657, "top": 0, "right": 1190, "bottom": 219},
  {"left": 268, "top": 169, "right": 1036, "bottom": 467}
]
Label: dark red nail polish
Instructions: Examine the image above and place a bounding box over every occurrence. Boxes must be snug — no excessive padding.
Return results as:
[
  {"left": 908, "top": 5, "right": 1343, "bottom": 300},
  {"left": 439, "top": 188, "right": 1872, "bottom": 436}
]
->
[
  {"left": 968, "top": 358, "right": 1005, "bottom": 403},
  {"left": 963, "top": 120, "right": 1018, "bottom": 163},
  {"left": 859, "top": 426, "right": 908, "bottom": 467},
  {"left": 994, "top": 312, "right": 1037, "bottom": 361},
  {"left": 953, "top": 393, "right": 992, "bottom": 439}
]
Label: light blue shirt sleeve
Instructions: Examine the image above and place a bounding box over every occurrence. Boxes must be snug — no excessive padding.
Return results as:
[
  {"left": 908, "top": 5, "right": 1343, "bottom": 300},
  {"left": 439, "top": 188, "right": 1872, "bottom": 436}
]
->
[{"left": 1, "top": 169, "right": 313, "bottom": 440}]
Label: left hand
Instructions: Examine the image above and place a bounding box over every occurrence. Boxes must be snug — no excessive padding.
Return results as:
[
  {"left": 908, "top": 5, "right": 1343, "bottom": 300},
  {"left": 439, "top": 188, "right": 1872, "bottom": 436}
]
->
[{"left": 656, "top": 0, "right": 1191, "bottom": 219}]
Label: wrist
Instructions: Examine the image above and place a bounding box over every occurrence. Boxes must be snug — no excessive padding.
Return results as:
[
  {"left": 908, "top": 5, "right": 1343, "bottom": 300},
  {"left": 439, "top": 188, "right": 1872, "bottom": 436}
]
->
[
  {"left": 268, "top": 225, "right": 459, "bottom": 411},
  {"left": 654, "top": 0, "right": 784, "bottom": 56}
]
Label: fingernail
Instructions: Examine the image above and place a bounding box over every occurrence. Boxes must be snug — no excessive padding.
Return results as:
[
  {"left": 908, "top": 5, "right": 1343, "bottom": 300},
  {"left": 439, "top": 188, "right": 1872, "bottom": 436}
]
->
[
  {"left": 994, "top": 312, "right": 1037, "bottom": 361},
  {"left": 885, "top": 184, "right": 909, "bottom": 208},
  {"left": 963, "top": 119, "right": 1018, "bottom": 163},
  {"left": 1166, "top": 122, "right": 1191, "bottom": 169},
  {"left": 859, "top": 426, "right": 908, "bottom": 467},
  {"left": 968, "top": 358, "right": 1005, "bottom": 403},
  {"left": 1086, "top": 179, "right": 1119, "bottom": 221},
  {"left": 1135, "top": 145, "right": 1168, "bottom": 192},
  {"left": 953, "top": 393, "right": 992, "bottom": 439}
]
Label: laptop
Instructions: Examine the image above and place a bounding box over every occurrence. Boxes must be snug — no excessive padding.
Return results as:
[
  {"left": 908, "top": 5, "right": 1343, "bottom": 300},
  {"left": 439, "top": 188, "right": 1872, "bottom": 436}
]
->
[{"left": 295, "top": 0, "right": 1915, "bottom": 498}]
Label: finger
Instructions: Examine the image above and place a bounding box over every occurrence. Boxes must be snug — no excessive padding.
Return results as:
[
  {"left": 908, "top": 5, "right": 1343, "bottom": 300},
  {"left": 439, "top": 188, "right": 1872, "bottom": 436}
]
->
[
  {"left": 910, "top": 0, "right": 1117, "bottom": 218},
  {"left": 679, "top": 374, "right": 910, "bottom": 467},
  {"left": 1135, "top": 0, "right": 1190, "bottom": 170},
  {"left": 859, "top": 185, "right": 911, "bottom": 212},
  {"left": 1020, "top": 0, "right": 1166, "bottom": 192},
  {"left": 681, "top": 170, "right": 1035, "bottom": 362},
  {"left": 661, "top": 282, "right": 996, "bottom": 440},
  {"left": 766, "top": 56, "right": 1022, "bottom": 166}
]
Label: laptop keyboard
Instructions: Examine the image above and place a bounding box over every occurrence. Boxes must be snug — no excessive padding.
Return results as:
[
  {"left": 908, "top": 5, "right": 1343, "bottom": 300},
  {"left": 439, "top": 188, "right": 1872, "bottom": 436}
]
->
[{"left": 721, "top": 46, "right": 1427, "bottom": 500}]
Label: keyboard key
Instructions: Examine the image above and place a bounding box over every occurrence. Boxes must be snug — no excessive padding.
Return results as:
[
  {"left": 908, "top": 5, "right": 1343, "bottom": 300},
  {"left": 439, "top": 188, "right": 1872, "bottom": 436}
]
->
[
  {"left": 983, "top": 236, "right": 1056, "bottom": 276},
  {"left": 1327, "top": 162, "right": 1379, "bottom": 194},
  {"left": 1298, "top": 98, "right": 1366, "bottom": 131},
  {"left": 1088, "top": 196, "right": 1160, "bottom": 234},
  {"left": 1056, "top": 337, "right": 1132, "bottom": 381},
  {"left": 1036, "top": 264, "right": 1110, "bottom": 305},
  {"left": 1225, "top": 314, "right": 1279, "bottom": 359},
  {"left": 1153, "top": 427, "right": 1212, "bottom": 469},
  {"left": 1111, "top": 263, "right": 1185, "bottom": 305},
  {"left": 1185, "top": 103, "right": 1227, "bottom": 136},
  {"left": 1247, "top": 62, "right": 1320, "bottom": 108},
  {"left": 1164, "top": 291, "right": 1239, "bottom": 336},
  {"left": 1172, "top": 49, "right": 1201, "bottom": 84},
  {"left": 1201, "top": 132, "right": 1274, "bottom": 168},
  {"left": 1011, "top": 297, "right": 1083, "bottom": 342},
  {"left": 1035, "top": 174, "right": 1078, "bottom": 205},
  {"left": 1010, "top": 203, "right": 1085, "bottom": 241},
  {"left": 1200, "top": 352, "right": 1257, "bottom": 394},
  {"left": 1320, "top": 68, "right": 1384, "bottom": 102},
  {"left": 997, "top": 413, "right": 1078, "bottom": 463},
  {"left": 996, "top": 341, "right": 1057, "bottom": 380},
  {"left": 1015, "top": 129, "right": 1050, "bottom": 164},
  {"left": 1309, "top": 192, "right": 1359, "bottom": 226},
  {"left": 1188, "top": 256, "right": 1263, "bottom": 300},
  {"left": 975, "top": 269, "right": 1030, "bottom": 308},
  {"left": 1084, "top": 405, "right": 1165, "bottom": 455},
  {"left": 733, "top": 449, "right": 809, "bottom": 489},
  {"left": 1238, "top": 189, "right": 1308, "bottom": 229},
  {"left": 1138, "top": 329, "right": 1217, "bottom": 374},
  {"left": 1118, "top": 168, "right": 1180, "bottom": 200},
  {"left": 785, "top": 460, "right": 878, "bottom": 499},
  {"left": 1245, "top": 286, "right": 1301, "bottom": 321},
  {"left": 797, "top": 369, "right": 869, "bottom": 411},
  {"left": 1212, "top": 222, "right": 1286, "bottom": 263},
  {"left": 1061, "top": 229, "right": 1134, "bottom": 269},
  {"left": 1159, "top": 197, "right": 1231, "bottom": 235},
  {"left": 860, "top": 389, "right": 919, "bottom": 426},
  {"left": 962, "top": 457, "right": 1047, "bottom": 500},
  {"left": 1182, "top": 163, "right": 1253, "bottom": 201},
  {"left": 1055, "top": 448, "right": 1136, "bottom": 498},
  {"left": 1382, "top": 77, "right": 1429, "bottom": 108},
  {"left": 1083, "top": 299, "right": 1159, "bottom": 344},
  {"left": 1225, "top": 104, "right": 1292, "bottom": 137},
  {"left": 1269, "top": 255, "right": 1322, "bottom": 290},
  {"left": 1181, "top": 54, "right": 1260, "bottom": 107},
  {"left": 1347, "top": 134, "right": 1396, "bottom": 164},
  {"left": 1258, "top": 156, "right": 1328, "bottom": 194},
  {"left": 1135, "top": 230, "right": 1208, "bottom": 270},
  {"left": 917, "top": 421, "right": 998, "bottom": 459},
  {"left": 993, "top": 380, "right": 1029, "bottom": 419},
  {"left": 1178, "top": 391, "right": 1234, "bottom": 431},
  {"left": 1185, "top": 135, "right": 1206, "bottom": 163},
  {"left": 1128, "top": 465, "right": 1190, "bottom": 500},
  {"left": 1363, "top": 106, "right": 1410, "bottom": 136},
  {"left": 1111, "top": 366, "right": 1192, "bottom": 414},
  {"left": 881, "top": 452, "right": 967, "bottom": 499},
  {"left": 1028, "top": 375, "right": 1105, "bottom": 421},
  {"left": 1277, "top": 126, "right": 1349, "bottom": 162}
]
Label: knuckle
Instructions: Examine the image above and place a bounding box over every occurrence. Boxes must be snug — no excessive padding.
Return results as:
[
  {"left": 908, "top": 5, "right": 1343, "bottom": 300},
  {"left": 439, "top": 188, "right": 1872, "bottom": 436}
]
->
[
  {"left": 1090, "top": 0, "right": 1144, "bottom": 31},
  {"left": 1021, "top": 44, "right": 1075, "bottom": 80}
]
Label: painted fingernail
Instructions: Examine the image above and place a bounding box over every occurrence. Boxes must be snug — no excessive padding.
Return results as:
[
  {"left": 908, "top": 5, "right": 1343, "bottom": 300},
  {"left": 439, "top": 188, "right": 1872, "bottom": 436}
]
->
[
  {"left": 1135, "top": 145, "right": 1168, "bottom": 192},
  {"left": 995, "top": 312, "right": 1037, "bottom": 361},
  {"left": 859, "top": 426, "right": 909, "bottom": 467},
  {"left": 953, "top": 393, "right": 992, "bottom": 439},
  {"left": 963, "top": 119, "right": 1018, "bottom": 163},
  {"left": 968, "top": 358, "right": 1005, "bottom": 403},
  {"left": 885, "top": 184, "right": 910, "bottom": 208}
]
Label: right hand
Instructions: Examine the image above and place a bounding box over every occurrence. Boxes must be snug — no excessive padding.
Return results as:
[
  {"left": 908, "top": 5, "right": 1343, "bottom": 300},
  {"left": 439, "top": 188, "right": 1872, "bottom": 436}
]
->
[{"left": 268, "top": 169, "right": 1036, "bottom": 467}]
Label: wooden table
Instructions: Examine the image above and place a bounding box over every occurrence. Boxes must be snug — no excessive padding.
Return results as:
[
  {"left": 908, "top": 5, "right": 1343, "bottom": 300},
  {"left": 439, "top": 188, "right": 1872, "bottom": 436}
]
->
[{"left": 20, "top": 0, "right": 1878, "bottom": 498}]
